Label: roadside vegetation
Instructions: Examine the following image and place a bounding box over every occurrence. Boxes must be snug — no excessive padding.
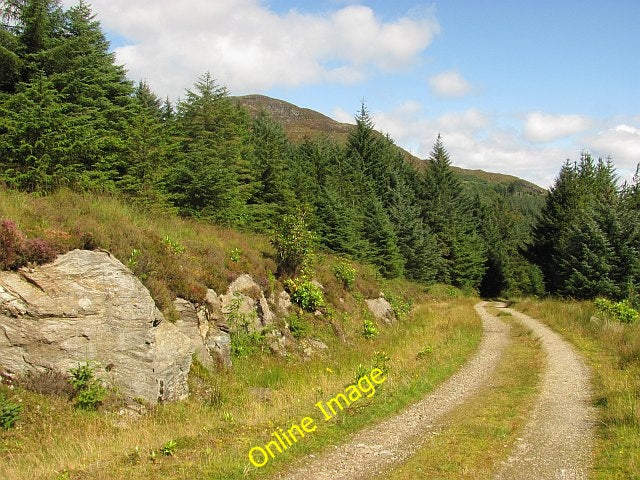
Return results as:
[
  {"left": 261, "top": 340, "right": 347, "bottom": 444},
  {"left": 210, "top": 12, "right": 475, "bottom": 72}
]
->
[
  {"left": 0, "top": 294, "right": 481, "bottom": 479},
  {"left": 514, "top": 298, "right": 640, "bottom": 479}
]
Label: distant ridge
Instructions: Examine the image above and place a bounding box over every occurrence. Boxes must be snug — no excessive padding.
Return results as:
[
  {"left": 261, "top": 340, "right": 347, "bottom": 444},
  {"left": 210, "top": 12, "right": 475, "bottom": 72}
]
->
[{"left": 234, "top": 94, "right": 545, "bottom": 194}]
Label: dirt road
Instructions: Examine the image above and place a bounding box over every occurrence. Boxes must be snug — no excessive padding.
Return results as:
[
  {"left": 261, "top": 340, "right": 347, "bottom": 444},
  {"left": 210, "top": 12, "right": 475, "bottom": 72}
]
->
[
  {"left": 274, "top": 302, "right": 511, "bottom": 480},
  {"left": 493, "top": 304, "right": 595, "bottom": 480}
]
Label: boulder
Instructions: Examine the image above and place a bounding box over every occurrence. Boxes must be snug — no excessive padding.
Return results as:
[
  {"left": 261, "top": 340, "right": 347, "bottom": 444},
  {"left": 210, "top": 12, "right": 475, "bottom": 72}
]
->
[
  {"left": 276, "top": 290, "right": 293, "bottom": 315},
  {"left": 0, "top": 249, "right": 191, "bottom": 405},
  {"left": 300, "top": 338, "right": 329, "bottom": 358},
  {"left": 205, "top": 330, "right": 232, "bottom": 368},
  {"left": 220, "top": 274, "right": 274, "bottom": 334},
  {"left": 174, "top": 298, "right": 215, "bottom": 369},
  {"left": 365, "top": 297, "right": 396, "bottom": 325},
  {"left": 266, "top": 330, "right": 288, "bottom": 357},
  {"left": 174, "top": 297, "right": 232, "bottom": 369}
]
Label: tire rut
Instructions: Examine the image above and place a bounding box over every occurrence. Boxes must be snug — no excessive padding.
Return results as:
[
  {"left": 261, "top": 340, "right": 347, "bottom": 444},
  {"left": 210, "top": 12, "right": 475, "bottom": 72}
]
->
[
  {"left": 272, "top": 302, "right": 510, "bottom": 480},
  {"left": 494, "top": 305, "right": 595, "bottom": 480}
]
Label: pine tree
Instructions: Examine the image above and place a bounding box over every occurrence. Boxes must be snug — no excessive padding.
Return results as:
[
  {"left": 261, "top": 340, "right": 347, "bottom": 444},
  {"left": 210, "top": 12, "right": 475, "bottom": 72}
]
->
[
  {"left": 421, "top": 135, "right": 487, "bottom": 288},
  {"left": 167, "top": 73, "right": 250, "bottom": 223},
  {"left": 0, "top": 72, "right": 90, "bottom": 191}
]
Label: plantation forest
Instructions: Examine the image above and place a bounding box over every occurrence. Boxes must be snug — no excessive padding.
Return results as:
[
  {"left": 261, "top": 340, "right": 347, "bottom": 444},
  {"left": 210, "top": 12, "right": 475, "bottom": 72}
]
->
[{"left": 1, "top": 0, "right": 639, "bottom": 303}]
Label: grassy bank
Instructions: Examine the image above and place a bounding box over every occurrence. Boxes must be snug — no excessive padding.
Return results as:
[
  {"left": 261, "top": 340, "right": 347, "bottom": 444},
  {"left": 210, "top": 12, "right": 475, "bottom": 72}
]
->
[
  {"left": 0, "top": 299, "right": 481, "bottom": 479},
  {"left": 0, "top": 187, "right": 484, "bottom": 479},
  {"left": 514, "top": 298, "right": 640, "bottom": 479}
]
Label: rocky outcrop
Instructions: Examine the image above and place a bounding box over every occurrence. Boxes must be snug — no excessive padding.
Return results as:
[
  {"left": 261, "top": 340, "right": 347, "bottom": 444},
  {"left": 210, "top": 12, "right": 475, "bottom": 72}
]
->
[
  {"left": 220, "top": 274, "right": 275, "bottom": 334},
  {"left": 0, "top": 250, "right": 191, "bottom": 405},
  {"left": 173, "top": 297, "right": 231, "bottom": 369},
  {"left": 300, "top": 338, "right": 329, "bottom": 359},
  {"left": 365, "top": 297, "right": 396, "bottom": 325}
]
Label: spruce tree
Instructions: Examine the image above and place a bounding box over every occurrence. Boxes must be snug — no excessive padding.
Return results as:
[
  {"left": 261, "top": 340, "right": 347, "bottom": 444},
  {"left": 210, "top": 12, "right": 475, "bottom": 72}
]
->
[
  {"left": 167, "top": 73, "right": 250, "bottom": 223},
  {"left": 0, "top": 72, "right": 89, "bottom": 191},
  {"left": 247, "top": 110, "right": 296, "bottom": 230},
  {"left": 421, "top": 135, "right": 486, "bottom": 288}
]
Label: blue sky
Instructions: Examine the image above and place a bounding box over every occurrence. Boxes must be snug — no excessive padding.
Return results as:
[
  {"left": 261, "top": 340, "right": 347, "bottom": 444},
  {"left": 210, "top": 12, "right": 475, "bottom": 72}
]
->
[{"left": 66, "top": 0, "right": 639, "bottom": 187}]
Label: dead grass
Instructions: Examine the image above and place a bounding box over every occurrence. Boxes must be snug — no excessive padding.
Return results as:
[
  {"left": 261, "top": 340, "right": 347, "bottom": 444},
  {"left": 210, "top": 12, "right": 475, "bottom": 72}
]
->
[{"left": 514, "top": 298, "right": 640, "bottom": 479}]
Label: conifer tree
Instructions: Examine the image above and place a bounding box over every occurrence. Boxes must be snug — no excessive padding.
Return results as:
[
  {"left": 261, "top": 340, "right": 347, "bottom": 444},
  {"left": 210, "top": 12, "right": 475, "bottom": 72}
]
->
[
  {"left": 247, "top": 111, "right": 296, "bottom": 230},
  {"left": 167, "top": 73, "right": 250, "bottom": 223},
  {"left": 0, "top": 72, "right": 89, "bottom": 191},
  {"left": 421, "top": 135, "right": 486, "bottom": 288},
  {"left": 118, "top": 81, "right": 173, "bottom": 208}
]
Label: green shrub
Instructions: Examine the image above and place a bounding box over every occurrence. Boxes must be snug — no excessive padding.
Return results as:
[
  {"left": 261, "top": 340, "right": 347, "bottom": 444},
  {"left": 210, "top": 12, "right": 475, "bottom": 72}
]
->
[
  {"left": 385, "top": 292, "right": 412, "bottom": 321},
  {"left": 287, "top": 313, "right": 309, "bottom": 339},
  {"left": 416, "top": 345, "right": 433, "bottom": 359},
  {"left": 229, "top": 247, "right": 242, "bottom": 263},
  {"left": 363, "top": 317, "right": 379, "bottom": 339},
  {"left": 127, "top": 248, "right": 141, "bottom": 270},
  {"left": 0, "top": 392, "right": 22, "bottom": 430},
  {"left": 68, "top": 363, "right": 107, "bottom": 410},
  {"left": 230, "top": 331, "right": 265, "bottom": 358},
  {"left": 372, "top": 350, "right": 391, "bottom": 374},
  {"left": 594, "top": 298, "right": 639, "bottom": 324},
  {"left": 161, "top": 439, "right": 178, "bottom": 456},
  {"left": 162, "top": 235, "right": 185, "bottom": 255},
  {"left": 271, "top": 211, "right": 316, "bottom": 277},
  {"left": 353, "top": 363, "right": 369, "bottom": 384},
  {"left": 333, "top": 262, "right": 356, "bottom": 290},
  {"left": 286, "top": 278, "right": 325, "bottom": 312}
]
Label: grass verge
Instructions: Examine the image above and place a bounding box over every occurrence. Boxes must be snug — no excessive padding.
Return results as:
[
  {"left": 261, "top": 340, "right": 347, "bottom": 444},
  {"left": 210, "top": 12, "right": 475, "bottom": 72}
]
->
[
  {"left": 0, "top": 299, "right": 481, "bottom": 480},
  {"left": 515, "top": 298, "right": 640, "bottom": 479},
  {"left": 379, "top": 320, "right": 543, "bottom": 479}
]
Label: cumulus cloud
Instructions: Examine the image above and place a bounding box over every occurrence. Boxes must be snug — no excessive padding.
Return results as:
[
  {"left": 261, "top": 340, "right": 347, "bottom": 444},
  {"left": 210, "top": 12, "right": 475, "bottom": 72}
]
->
[
  {"left": 68, "top": 0, "right": 439, "bottom": 98},
  {"left": 583, "top": 123, "right": 640, "bottom": 178},
  {"left": 372, "top": 103, "right": 640, "bottom": 188},
  {"left": 523, "top": 111, "right": 594, "bottom": 143},
  {"left": 428, "top": 70, "right": 474, "bottom": 97}
]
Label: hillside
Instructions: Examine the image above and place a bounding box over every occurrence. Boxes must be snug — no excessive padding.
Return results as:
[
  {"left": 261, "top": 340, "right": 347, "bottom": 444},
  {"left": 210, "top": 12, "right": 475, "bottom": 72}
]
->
[{"left": 234, "top": 94, "right": 546, "bottom": 195}]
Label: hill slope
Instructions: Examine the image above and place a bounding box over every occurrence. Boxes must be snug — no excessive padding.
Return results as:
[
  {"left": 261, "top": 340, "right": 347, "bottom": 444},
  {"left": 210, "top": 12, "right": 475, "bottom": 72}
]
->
[{"left": 234, "top": 94, "right": 545, "bottom": 195}]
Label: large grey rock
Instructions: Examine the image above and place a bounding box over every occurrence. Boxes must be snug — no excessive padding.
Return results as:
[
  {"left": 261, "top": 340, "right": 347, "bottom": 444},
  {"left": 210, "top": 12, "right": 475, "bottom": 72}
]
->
[
  {"left": 205, "top": 330, "right": 232, "bottom": 369},
  {"left": 174, "top": 297, "right": 231, "bottom": 369},
  {"left": 276, "top": 290, "right": 292, "bottom": 315},
  {"left": 174, "top": 298, "right": 215, "bottom": 369},
  {"left": 300, "top": 338, "right": 329, "bottom": 359},
  {"left": 220, "top": 274, "right": 274, "bottom": 334},
  {"left": 365, "top": 297, "right": 396, "bottom": 325},
  {"left": 0, "top": 249, "right": 191, "bottom": 405}
]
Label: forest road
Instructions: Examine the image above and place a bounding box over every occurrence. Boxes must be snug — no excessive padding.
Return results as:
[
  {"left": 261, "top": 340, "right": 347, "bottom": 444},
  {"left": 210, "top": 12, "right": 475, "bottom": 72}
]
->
[
  {"left": 493, "top": 304, "right": 596, "bottom": 480},
  {"left": 273, "top": 301, "right": 511, "bottom": 480}
]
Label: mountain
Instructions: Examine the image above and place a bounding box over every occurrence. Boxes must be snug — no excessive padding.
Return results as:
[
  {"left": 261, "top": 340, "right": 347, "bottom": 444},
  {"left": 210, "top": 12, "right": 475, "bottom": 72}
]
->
[{"left": 234, "top": 94, "right": 546, "bottom": 195}]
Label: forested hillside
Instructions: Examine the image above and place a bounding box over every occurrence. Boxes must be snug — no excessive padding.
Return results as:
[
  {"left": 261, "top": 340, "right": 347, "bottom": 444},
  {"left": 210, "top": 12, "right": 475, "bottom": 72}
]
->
[{"left": 1, "top": 0, "right": 639, "bottom": 302}]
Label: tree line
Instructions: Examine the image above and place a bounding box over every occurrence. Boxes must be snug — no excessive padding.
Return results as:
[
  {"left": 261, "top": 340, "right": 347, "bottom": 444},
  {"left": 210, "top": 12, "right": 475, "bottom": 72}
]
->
[{"left": 1, "top": 0, "right": 638, "bottom": 301}]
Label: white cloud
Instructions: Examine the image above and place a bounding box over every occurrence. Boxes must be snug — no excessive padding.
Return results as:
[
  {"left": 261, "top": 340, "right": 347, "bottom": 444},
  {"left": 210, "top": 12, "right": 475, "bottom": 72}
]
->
[
  {"left": 428, "top": 70, "right": 474, "bottom": 97},
  {"left": 583, "top": 123, "right": 640, "bottom": 178},
  {"left": 372, "top": 103, "right": 640, "bottom": 188},
  {"left": 70, "top": 0, "right": 439, "bottom": 98},
  {"left": 523, "top": 111, "right": 593, "bottom": 143},
  {"left": 331, "top": 106, "right": 355, "bottom": 123}
]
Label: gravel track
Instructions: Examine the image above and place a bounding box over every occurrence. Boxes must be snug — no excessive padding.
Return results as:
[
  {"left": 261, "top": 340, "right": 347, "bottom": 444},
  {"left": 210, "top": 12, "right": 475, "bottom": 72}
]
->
[
  {"left": 273, "top": 302, "right": 511, "bottom": 480},
  {"left": 494, "top": 305, "right": 595, "bottom": 480}
]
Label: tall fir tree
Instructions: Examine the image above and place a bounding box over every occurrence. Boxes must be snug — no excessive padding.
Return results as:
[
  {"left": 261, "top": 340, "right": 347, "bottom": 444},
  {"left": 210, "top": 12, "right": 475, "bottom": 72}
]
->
[
  {"left": 167, "top": 72, "right": 250, "bottom": 223},
  {"left": 421, "top": 135, "right": 486, "bottom": 288}
]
